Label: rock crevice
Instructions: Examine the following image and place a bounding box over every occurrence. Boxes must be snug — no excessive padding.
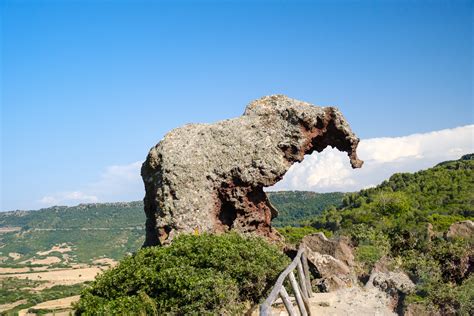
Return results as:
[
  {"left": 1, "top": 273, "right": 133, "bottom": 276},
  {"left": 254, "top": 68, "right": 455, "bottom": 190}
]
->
[{"left": 141, "top": 95, "right": 363, "bottom": 246}]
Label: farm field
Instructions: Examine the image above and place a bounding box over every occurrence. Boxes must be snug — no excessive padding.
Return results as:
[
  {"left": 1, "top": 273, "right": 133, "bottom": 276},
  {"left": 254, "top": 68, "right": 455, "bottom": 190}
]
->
[{"left": 0, "top": 243, "right": 117, "bottom": 315}]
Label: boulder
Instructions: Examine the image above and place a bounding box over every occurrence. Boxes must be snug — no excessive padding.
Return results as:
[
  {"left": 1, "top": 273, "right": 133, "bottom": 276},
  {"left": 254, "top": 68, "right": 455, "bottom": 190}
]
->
[
  {"left": 303, "top": 233, "right": 357, "bottom": 291},
  {"left": 141, "top": 95, "right": 363, "bottom": 245},
  {"left": 366, "top": 270, "right": 415, "bottom": 313},
  {"left": 306, "top": 251, "right": 352, "bottom": 277},
  {"left": 302, "top": 232, "right": 355, "bottom": 267},
  {"left": 313, "top": 275, "right": 347, "bottom": 292},
  {"left": 368, "top": 271, "right": 415, "bottom": 295},
  {"left": 446, "top": 220, "right": 474, "bottom": 240}
]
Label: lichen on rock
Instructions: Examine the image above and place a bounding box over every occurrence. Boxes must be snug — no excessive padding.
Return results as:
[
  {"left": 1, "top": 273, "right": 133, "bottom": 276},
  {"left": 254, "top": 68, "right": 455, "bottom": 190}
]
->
[{"left": 141, "top": 95, "right": 363, "bottom": 246}]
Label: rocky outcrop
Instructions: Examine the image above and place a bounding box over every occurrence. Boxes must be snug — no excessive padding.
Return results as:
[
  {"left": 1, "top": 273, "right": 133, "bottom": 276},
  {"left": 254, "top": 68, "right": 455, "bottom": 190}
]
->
[
  {"left": 366, "top": 270, "right": 415, "bottom": 314},
  {"left": 302, "top": 233, "right": 356, "bottom": 291},
  {"left": 446, "top": 220, "right": 474, "bottom": 240},
  {"left": 302, "top": 233, "right": 355, "bottom": 267},
  {"left": 141, "top": 95, "right": 363, "bottom": 246},
  {"left": 367, "top": 271, "right": 415, "bottom": 296},
  {"left": 306, "top": 251, "right": 354, "bottom": 291}
]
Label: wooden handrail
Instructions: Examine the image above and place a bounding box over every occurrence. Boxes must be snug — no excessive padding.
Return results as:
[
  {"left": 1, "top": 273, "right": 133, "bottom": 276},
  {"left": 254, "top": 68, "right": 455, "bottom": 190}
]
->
[{"left": 260, "top": 246, "right": 313, "bottom": 316}]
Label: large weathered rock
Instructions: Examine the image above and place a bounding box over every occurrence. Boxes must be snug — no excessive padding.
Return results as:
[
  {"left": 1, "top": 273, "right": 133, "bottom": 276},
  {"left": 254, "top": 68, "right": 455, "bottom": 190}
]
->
[
  {"left": 367, "top": 271, "right": 415, "bottom": 295},
  {"left": 446, "top": 220, "right": 474, "bottom": 240},
  {"left": 308, "top": 252, "right": 355, "bottom": 291},
  {"left": 366, "top": 270, "right": 415, "bottom": 314},
  {"left": 303, "top": 233, "right": 356, "bottom": 291},
  {"left": 302, "top": 232, "right": 355, "bottom": 267},
  {"left": 141, "top": 95, "right": 363, "bottom": 246}
]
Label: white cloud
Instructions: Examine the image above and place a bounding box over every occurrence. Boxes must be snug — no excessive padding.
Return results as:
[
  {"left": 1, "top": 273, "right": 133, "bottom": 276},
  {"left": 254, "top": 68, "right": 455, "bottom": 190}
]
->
[
  {"left": 295, "top": 150, "right": 355, "bottom": 189},
  {"left": 39, "top": 191, "right": 98, "bottom": 206},
  {"left": 270, "top": 125, "right": 474, "bottom": 192},
  {"left": 88, "top": 161, "right": 143, "bottom": 199},
  {"left": 38, "top": 161, "right": 143, "bottom": 207},
  {"left": 37, "top": 125, "right": 474, "bottom": 208}
]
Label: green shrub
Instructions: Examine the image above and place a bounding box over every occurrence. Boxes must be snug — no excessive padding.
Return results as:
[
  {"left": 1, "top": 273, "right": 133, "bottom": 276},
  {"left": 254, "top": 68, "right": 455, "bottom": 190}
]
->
[
  {"left": 431, "top": 238, "right": 473, "bottom": 284},
  {"left": 277, "top": 226, "right": 332, "bottom": 245},
  {"left": 75, "top": 233, "right": 289, "bottom": 315},
  {"left": 355, "top": 245, "right": 384, "bottom": 272},
  {"left": 373, "top": 191, "right": 411, "bottom": 216},
  {"left": 402, "top": 239, "right": 474, "bottom": 314},
  {"left": 427, "top": 214, "right": 467, "bottom": 232},
  {"left": 411, "top": 275, "right": 474, "bottom": 316}
]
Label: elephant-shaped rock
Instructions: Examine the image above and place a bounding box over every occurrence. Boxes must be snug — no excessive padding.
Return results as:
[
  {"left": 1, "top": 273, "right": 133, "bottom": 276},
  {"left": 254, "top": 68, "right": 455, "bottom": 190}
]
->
[{"left": 142, "top": 95, "right": 363, "bottom": 245}]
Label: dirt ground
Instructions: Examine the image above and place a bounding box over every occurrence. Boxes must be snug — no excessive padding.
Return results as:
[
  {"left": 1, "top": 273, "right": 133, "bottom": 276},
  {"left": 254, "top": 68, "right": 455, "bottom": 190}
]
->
[
  {"left": 8, "top": 252, "right": 22, "bottom": 260},
  {"left": 21, "top": 256, "right": 62, "bottom": 265},
  {"left": 92, "top": 257, "right": 117, "bottom": 266},
  {"left": 36, "top": 244, "right": 72, "bottom": 256},
  {"left": 0, "top": 266, "right": 50, "bottom": 274},
  {"left": 0, "top": 227, "right": 21, "bottom": 233},
  {"left": 17, "top": 295, "right": 80, "bottom": 316},
  {"left": 0, "top": 266, "right": 106, "bottom": 290},
  {"left": 267, "top": 286, "right": 396, "bottom": 316},
  {"left": 0, "top": 299, "right": 28, "bottom": 313}
]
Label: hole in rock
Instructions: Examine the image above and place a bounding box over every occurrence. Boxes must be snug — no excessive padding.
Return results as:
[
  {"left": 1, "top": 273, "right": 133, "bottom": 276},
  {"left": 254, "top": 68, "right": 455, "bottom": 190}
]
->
[{"left": 218, "top": 199, "right": 238, "bottom": 229}]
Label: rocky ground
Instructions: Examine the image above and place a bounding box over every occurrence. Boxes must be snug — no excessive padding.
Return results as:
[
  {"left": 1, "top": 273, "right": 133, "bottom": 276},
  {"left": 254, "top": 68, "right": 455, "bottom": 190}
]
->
[
  {"left": 261, "top": 232, "right": 416, "bottom": 316},
  {"left": 270, "top": 286, "right": 396, "bottom": 316}
]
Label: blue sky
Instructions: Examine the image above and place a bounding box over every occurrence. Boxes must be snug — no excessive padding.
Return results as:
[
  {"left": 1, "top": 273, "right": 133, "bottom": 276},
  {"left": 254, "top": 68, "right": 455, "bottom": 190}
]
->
[{"left": 1, "top": 0, "right": 473, "bottom": 211}]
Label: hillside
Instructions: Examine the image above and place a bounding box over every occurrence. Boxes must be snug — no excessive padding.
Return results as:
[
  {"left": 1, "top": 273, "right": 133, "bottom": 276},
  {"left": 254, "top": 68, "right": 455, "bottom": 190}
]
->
[
  {"left": 268, "top": 191, "right": 344, "bottom": 227},
  {"left": 0, "top": 201, "right": 144, "bottom": 229},
  {"left": 308, "top": 154, "right": 474, "bottom": 314},
  {"left": 0, "top": 192, "right": 340, "bottom": 264},
  {"left": 0, "top": 202, "right": 145, "bottom": 264},
  {"left": 312, "top": 153, "right": 474, "bottom": 232}
]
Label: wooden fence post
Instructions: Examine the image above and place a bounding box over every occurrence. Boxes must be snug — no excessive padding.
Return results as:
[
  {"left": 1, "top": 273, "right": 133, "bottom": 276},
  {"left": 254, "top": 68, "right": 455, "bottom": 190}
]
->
[
  {"left": 302, "top": 252, "right": 313, "bottom": 298},
  {"left": 288, "top": 271, "right": 308, "bottom": 316},
  {"left": 279, "top": 286, "right": 297, "bottom": 316},
  {"left": 259, "top": 247, "right": 314, "bottom": 315},
  {"left": 296, "top": 260, "right": 309, "bottom": 299}
]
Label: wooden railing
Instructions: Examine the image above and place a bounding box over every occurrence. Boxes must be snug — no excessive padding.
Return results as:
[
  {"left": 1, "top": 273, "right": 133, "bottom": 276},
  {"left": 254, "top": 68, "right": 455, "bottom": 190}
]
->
[{"left": 260, "top": 246, "right": 313, "bottom": 316}]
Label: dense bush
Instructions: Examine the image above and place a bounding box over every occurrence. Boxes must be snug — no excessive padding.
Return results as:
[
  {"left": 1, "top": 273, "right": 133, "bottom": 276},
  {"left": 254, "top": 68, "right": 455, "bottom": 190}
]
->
[
  {"left": 355, "top": 245, "right": 384, "bottom": 271},
  {"left": 403, "top": 242, "right": 474, "bottom": 315},
  {"left": 75, "top": 233, "right": 289, "bottom": 315}
]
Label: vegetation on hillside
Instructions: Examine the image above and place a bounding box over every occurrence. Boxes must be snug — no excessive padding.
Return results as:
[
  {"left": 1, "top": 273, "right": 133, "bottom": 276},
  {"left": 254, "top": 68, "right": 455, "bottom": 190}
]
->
[
  {"left": 0, "top": 202, "right": 146, "bottom": 264},
  {"left": 306, "top": 154, "right": 474, "bottom": 314},
  {"left": 0, "top": 202, "right": 145, "bottom": 229},
  {"left": 269, "top": 191, "right": 344, "bottom": 227},
  {"left": 0, "top": 229, "right": 144, "bottom": 264},
  {"left": 75, "top": 233, "right": 289, "bottom": 315},
  {"left": 0, "top": 192, "right": 336, "bottom": 264},
  {"left": 313, "top": 154, "right": 473, "bottom": 233},
  {"left": 276, "top": 226, "right": 333, "bottom": 245}
]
